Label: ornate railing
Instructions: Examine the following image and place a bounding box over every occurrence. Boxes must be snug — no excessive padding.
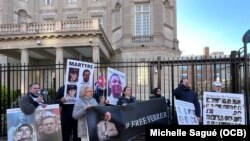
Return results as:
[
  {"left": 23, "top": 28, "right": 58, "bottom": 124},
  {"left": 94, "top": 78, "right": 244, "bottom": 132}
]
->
[
  {"left": 0, "top": 19, "right": 99, "bottom": 35},
  {"left": 132, "top": 35, "right": 154, "bottom": 43}
]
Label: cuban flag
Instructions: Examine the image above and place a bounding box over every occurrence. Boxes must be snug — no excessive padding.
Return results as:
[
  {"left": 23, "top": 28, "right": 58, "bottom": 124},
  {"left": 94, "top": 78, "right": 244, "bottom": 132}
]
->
[{"left": 97, "top": 73, "right": 105, "bottom": 88}]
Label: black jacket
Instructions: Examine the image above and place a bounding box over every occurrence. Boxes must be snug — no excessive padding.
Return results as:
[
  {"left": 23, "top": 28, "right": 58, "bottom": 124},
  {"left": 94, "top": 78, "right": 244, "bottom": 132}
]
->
[
  {"left": 54, "top": 85, "right": 77, "bottom": 125},
  {"left": 117, "top": 96, "right": 136, "bottom": 105},
  {"left": 173, "top": 84, "right": 201, "bottom": 117}
]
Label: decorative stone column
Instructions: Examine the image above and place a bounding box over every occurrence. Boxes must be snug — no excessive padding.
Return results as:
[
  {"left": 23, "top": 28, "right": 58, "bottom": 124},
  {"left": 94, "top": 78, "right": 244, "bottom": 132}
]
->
[
  {"left": 92, "top": 46, "right": 100, "bottom": 82},
  {"left": 21, "top": 49, "right": 29, "bottom": 95},
  {"left": 55, "top": 47, "right": 64, "bottom": 91},
  {"left": 92, "top": 46, "right": 100, "bottom": 62}
]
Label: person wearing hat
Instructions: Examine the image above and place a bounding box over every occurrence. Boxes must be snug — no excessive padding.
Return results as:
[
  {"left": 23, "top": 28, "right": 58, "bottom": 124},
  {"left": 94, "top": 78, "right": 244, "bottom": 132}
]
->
[{"left": 212, "top": 81, "right": 222, "bottom": 93}]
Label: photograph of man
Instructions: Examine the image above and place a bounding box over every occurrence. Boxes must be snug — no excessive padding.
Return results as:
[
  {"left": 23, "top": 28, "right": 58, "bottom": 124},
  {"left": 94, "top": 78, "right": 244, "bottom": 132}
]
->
[
  {"left": 66, "top": 84, "right": 77, "bottom": 99},
  {"left": 14, "top": 124, "right": 35, "bottom": 141},
  {"left": 68, "top": 68, "right": 79, "bottom": 83},
  {"left": 38, "top": 115, "right": 62, "bottom": 141},
  {"left": 108, "top": 73, "right": 122, "bottom": 105},
  {"left": 8, "top": 112, "right": 34, "bottom": 141},
  {"left": 81, "top": 69, "right": 91, "bottom": 85},
  {"left": 97, "top": 111, "right": 118, "bottom": 141}
]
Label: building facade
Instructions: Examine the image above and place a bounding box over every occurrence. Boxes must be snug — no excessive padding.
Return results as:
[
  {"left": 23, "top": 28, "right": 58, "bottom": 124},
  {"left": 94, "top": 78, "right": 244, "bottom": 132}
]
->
[
  {"left": 0, "top": 0, "right": 180, "bottom": 96},
  {"left": 0, "top": 0, "right": 180, "bottom": 62}
]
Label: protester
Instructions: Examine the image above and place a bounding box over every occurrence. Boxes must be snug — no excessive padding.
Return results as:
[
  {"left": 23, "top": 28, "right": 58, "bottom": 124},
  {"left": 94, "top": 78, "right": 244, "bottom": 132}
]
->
[
  {"left": 93, "top": 74, "right": 111, "bottom": 106},
  {"left": 20, "top": 83, "right": 47, "bottom": 115},
  {"left": 97, "top": 111, "right": 118, "bottom": 141},
  {"left": 54, "top": 85, "right": 80, "bottom": 141},
  {"left": 72, "top": 86, "right": 98, "bottom": 141},
  {"left": 211, "top": 81, "right": 222, "bottom": 92},
  {"left": 150, "top": 88, "right": 163, "bottom": 99},
  {"left": 98, "top": 96, "right": 111, "bottom": 106},
  {"left": 94, "top": 84, "right": 108, "bottom": 104},
  {"left": 173, "top": 78, "right": 201, "bottom": 124},
  {"left": 117, "top": 86, "right": 136, "bottom": 105},
  {"left": 150, "top": 87, "right": 170, "bottom": 106}
]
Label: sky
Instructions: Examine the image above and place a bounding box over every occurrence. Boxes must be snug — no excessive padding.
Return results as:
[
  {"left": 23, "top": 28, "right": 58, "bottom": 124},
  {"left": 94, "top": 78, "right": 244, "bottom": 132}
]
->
[{"left": 177, "top": 0, "right": 250, "bottom": 56}]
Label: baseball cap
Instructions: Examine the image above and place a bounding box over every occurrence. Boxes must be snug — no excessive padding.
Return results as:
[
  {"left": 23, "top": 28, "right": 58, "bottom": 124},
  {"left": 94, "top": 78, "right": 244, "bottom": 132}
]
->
[
  {"left": 67, "top": 85, "right": 77, "bottom": 91},
  {"left": 212, "top": 81, "right": 222, "bottom": 87}
]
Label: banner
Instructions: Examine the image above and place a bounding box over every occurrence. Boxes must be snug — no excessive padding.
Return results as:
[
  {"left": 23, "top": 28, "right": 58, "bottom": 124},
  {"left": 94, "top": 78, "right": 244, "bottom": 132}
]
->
[
  {"left": 203, "top": 92, "right": 245, "bottom": 125},
  {"left": 7, "top": 104, "right": 62, "bottom": 141},
  {"left": 86, "top": 98, "right": 168, "bottom": 141},
  {"left": 107, "top": 67, "right": 126, "bottom": 105},
  {"left": 64, "top": 59, "right": 95, "bottom": 104},
  {"left": 174, "top": 99, "right": 199, "bottom": 125}
]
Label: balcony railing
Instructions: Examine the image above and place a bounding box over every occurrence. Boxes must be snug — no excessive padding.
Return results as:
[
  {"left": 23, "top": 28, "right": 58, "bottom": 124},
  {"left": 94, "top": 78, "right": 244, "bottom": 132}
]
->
[
  {"left": 132, "top": 35, "right": 154, "bottom": 43},
  {"left": 0, "top": 19, "right": 99, "bottom": 35}
]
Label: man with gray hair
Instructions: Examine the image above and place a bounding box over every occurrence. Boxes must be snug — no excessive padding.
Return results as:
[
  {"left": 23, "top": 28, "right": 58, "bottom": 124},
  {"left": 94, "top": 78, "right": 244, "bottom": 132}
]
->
[{"left": 212, "top": 81, "right": 222, "bottom": 93}]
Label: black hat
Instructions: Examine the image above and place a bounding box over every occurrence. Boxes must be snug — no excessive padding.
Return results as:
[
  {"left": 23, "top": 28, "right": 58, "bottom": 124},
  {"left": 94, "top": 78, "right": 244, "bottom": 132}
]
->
[{"left": 67, "top": 85, "right": 77, "bottom": 91}]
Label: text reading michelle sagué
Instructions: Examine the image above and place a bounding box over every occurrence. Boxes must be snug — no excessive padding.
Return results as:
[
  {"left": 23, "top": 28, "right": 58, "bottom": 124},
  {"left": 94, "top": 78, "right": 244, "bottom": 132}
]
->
[{"left": 145, "top": 125, "right": 249, "bottom": 140}]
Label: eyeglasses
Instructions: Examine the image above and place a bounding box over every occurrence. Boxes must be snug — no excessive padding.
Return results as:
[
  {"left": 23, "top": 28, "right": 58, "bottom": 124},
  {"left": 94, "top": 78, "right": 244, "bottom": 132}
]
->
[{"left": 19, "top": 128, "right": 31, "bottom": 132}]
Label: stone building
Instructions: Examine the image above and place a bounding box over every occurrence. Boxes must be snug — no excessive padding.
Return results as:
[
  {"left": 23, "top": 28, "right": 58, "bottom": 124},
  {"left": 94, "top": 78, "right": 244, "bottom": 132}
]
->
[
  {"left": 0, "top": 0, "right": 180, "bottom": 62},
  {"left": 0, "top": 0, "right": 181, "bottom": 96}
]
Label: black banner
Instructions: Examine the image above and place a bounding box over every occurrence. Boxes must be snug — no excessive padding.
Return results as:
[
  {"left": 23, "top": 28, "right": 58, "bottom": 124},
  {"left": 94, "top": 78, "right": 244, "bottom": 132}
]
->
[{"left": 86, "top": 98, "right": 168, "bottom": 141}]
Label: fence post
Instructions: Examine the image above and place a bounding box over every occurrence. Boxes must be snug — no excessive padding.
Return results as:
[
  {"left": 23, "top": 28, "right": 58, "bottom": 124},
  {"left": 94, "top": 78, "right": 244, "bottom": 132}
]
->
[
  {"left": 157, "top": 56, "right": 161, "bottom": 89},
  {"left": 230, "top": 51, "right": 239, "bottom": 93},
  {"left": 243, "top": 40, "right": 249, "bottom": 124},
  {"left": 171, "top": 63, "right": 175, "bottom": 125}
]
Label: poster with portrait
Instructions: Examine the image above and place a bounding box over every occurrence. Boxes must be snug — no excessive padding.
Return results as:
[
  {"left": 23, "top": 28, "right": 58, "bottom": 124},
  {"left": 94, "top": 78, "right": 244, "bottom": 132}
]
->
[
  {"left": 7, "top": 104, "right": 62, "bottom": 141},
  {"left": 64, "top": 59, "right": 95, "bottom": 104},
  {"left": 86, "top": 98, "right": 168, "bottom": 141},
  {"left": 107, "top": 67, "right": 126, "bottom": 105},
  {"left": 174, "top": 99, "right": 199, "bottom": 125},
  {"left": 203, "top": 92, "right": 245, "bottom": 125}
]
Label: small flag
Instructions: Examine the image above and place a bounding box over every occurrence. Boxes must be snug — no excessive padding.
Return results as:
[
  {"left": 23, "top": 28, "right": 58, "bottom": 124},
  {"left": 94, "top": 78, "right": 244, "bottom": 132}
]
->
[{"left": 97, "top": 73, "right": 105, "bottom": 87}]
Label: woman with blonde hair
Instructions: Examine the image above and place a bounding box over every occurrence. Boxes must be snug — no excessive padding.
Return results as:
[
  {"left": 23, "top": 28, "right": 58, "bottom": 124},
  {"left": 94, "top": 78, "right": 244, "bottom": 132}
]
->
[{"left": 73, "top": 86, "right": 98, "bottom": 141}]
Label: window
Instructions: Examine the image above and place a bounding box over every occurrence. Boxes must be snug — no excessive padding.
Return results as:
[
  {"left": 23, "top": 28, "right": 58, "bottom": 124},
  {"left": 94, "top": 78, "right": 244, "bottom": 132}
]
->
[
  {"left": 135, "top": 4, "right": 150, "bottom": 36},
  {"left": 180, "top": 66, "right": 188, "bottom": 70},
  {"left": 69, "top": 0, "right": 77, "bottom": 4},
  {"left": 215, "top": 64, "right": 221, "bottom": 71},
  {"left": 180, "top": 74, "right": 188, "bottom": 79},
  {"left": 196, "top": 74, "right": 202, "bottom": 78},
  {"left": 45, "top": 0, "right": 53, "bottom": 5},
  {"left": 137, "top": 64, "right": 148, "bottom": 85},
  {"left": 196, "top": 65, "right": 202, "bottom": 70}
]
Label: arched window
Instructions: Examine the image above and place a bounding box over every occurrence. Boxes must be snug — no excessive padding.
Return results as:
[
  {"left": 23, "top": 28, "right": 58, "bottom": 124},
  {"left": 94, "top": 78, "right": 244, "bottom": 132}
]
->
[
  {"left": 17, "top": 9, "right": 28, "bottom": 23},
  {"left": 113, "top": 2, "right": 121, "bottom": 28}
]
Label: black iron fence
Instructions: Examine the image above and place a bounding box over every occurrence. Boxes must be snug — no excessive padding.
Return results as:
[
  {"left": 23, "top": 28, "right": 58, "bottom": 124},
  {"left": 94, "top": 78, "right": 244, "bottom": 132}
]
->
[{"left": 1, "top": 54, "right": 249, "bottom": 137}]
